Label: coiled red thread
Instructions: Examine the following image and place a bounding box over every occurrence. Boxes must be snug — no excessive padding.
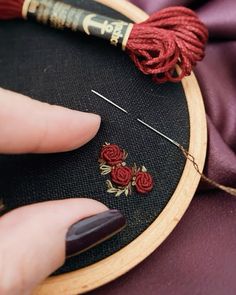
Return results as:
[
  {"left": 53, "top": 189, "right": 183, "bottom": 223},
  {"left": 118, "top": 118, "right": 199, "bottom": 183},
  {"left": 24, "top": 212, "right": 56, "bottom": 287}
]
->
[
  {"left": 0, "top": 2, "right": 208, "bottom": 83},
  {"left": 126, "top": 6, "right": 208, "bottom": 83}
]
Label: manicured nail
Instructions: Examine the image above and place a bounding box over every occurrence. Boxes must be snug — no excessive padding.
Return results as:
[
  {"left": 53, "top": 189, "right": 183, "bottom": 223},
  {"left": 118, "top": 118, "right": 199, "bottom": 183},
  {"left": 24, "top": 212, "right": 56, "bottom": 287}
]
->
[{"left": 66, "top": 209, "right": 126, "bottom": 257}]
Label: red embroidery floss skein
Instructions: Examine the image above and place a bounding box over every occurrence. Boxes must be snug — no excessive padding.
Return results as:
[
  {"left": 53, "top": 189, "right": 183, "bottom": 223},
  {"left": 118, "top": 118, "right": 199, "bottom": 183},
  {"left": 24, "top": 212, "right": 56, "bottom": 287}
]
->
[{"left": 0, "top": 0, "right": 208, "bottom": 82}]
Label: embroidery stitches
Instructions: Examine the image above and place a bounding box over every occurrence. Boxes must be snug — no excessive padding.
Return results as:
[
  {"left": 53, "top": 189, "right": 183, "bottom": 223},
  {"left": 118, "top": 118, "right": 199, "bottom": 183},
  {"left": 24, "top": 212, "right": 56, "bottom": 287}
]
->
[{"left": 99, "top": 143, "right": 154, "bottom": 196}]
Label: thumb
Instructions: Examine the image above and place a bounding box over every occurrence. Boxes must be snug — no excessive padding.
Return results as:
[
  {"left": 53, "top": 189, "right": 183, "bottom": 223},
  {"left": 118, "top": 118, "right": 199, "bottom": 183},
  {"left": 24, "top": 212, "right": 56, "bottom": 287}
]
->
[{"left": 0, "top": 199, "right": 126, "bottom": 295}]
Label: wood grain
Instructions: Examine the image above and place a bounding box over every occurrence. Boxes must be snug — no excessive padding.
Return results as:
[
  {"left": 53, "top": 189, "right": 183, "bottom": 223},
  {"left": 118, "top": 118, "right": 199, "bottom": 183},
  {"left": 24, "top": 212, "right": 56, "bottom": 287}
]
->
[{"left": 33, "top": 1, "right": 207, "bottom": 294}]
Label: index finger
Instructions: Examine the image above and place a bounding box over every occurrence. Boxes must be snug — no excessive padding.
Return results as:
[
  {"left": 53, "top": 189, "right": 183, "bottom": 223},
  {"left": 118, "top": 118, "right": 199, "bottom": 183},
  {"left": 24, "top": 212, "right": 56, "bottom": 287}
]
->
[{"left": 0, "top": 88, "right": 101, "bottom": 154}]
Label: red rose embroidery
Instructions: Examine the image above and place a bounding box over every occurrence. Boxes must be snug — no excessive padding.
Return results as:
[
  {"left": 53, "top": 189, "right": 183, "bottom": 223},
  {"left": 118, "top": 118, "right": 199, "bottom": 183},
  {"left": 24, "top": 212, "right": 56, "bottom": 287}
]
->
[
  {"left": 99, "top": 143, "right": 154, "bottom": 196},
  {"left": 111, "top": 166, "right": 132, "bottom": 187},
  {"left": 100, "top": 144, "right": 124, "bottom": 166},
  {"left": 135, "top": 171, "right": 154, "bottom": 193}
]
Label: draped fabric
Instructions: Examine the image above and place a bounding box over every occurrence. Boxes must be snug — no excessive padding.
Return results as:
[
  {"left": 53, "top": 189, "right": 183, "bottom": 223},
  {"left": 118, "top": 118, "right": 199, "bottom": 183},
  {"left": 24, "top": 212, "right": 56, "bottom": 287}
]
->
[{"left": 91, "top": 1, "right": 236, "bottom": 294}]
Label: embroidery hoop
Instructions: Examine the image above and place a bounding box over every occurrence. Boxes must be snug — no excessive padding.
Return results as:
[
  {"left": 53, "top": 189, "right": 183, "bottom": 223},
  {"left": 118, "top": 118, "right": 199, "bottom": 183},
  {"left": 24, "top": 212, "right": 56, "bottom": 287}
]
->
[{"left": 31, "top": 0, "right": 207, "bottom": 294}]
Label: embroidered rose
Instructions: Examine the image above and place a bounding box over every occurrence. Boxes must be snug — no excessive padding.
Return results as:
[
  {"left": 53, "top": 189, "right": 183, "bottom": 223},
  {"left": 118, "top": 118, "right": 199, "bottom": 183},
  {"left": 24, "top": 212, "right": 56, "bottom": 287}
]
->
[
  {"left": 111, "top": 166, "right": 132, "bottom": 187},
  {"left": 135, "top": 171, "right": 154, "bottom": 193},
  {"left": 100, "top": 144, "right": 124, "bottom": 166},
  {"left": 99, "top": 143, "right": 154, "bottom": 197}
]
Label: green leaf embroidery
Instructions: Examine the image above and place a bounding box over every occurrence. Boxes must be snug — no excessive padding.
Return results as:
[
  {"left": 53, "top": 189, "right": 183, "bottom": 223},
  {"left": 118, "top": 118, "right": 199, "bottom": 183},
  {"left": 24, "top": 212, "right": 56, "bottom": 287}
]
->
[{"left": 141, "top": 166, "right": 147, "bottom": 172}]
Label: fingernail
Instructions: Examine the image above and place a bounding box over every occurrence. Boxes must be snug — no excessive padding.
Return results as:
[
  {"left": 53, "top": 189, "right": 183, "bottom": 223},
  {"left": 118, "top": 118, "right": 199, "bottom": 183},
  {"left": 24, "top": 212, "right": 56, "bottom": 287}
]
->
[
  {"left": 76, "top": 111, "right": 101, "bottom": 121},
  {"left": 66, "top": 209, "right": 126, "bottom": 257}
]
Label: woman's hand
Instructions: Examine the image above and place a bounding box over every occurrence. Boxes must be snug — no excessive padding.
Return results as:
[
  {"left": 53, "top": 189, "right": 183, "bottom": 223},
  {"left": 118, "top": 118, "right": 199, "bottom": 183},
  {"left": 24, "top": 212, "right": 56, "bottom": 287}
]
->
[{"left": 0, "top": 88, "right": 125, "bottom": 295}]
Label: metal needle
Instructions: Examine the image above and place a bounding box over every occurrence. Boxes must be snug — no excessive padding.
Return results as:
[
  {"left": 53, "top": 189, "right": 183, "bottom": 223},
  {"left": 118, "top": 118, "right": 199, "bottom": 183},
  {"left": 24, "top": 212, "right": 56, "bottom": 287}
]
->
[
  {"left": 136, "top": 118, "right": 180, "bottom": 148},
  {"left": 91, "top": 90, "right": 128, "bottom": 114},
  {"left": 91, "top": 90, "right": 180, "bottom": 148}
]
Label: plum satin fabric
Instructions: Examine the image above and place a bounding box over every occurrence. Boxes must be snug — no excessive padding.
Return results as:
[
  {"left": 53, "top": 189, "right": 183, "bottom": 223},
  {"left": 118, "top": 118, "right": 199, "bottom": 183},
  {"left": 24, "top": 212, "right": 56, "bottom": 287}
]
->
[{"left": 91, "top": 1, "right": 236, "bottom": 294}]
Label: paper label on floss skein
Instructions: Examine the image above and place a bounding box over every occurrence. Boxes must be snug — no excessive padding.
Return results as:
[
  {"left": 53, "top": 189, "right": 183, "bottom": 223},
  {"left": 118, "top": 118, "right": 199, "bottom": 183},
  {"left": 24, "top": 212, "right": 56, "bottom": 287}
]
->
[{"left": 26, "top": 0, "right": 133, "bottom": 50}]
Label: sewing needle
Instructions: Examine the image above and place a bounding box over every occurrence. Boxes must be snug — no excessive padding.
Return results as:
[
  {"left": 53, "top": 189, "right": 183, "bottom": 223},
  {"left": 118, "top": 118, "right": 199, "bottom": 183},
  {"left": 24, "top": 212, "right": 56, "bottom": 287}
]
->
[
  {"left": 91, "top": 90, "right": 236, "bottom": 197},
  {"left": 91, "top": 89, "right": 180, "bottom": 148}
]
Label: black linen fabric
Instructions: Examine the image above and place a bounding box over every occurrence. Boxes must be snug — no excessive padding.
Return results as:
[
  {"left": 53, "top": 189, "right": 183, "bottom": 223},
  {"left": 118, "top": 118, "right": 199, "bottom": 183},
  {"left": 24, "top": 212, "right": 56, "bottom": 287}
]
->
[{"left": 0, "top": 0, "right": 189, "bottom": 274}]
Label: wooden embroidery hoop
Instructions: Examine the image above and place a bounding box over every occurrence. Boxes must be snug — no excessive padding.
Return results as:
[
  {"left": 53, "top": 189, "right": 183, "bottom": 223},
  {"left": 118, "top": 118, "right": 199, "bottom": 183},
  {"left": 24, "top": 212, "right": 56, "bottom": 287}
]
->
[{"left": 33, "top": 0, "right": 207, "bottom": 294}]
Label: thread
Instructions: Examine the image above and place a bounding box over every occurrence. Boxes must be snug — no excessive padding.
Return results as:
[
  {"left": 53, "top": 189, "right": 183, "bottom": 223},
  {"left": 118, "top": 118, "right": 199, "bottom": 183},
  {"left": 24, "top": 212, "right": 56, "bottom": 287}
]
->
[
  {"left": 0, "top": 1, "right": 208, "bottom": 83},
  {"left": 126, "top": 6, "right": 208, "bottom": 82},
  {"left": 92, "top": 90, "right": 236, "bottom": 197},
  {"left": 0, "top": 0, "right": 24, "bottom": 19},
  {"left": 180, "top": 145, "right": 236, "bottom": 196}
]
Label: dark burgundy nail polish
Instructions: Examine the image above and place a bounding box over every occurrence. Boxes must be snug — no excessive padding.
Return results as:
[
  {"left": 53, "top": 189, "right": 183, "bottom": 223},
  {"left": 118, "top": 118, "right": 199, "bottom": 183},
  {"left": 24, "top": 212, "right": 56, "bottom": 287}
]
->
[{"left": 66, "top": 209, "right": 126, "bottom": 257}]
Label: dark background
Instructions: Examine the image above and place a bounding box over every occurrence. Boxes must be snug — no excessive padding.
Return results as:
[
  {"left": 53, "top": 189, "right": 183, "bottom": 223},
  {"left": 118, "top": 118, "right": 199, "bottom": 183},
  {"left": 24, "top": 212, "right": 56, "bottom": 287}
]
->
[{"left": 0, "top": 0, "right": 189, "bottom": 275}]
